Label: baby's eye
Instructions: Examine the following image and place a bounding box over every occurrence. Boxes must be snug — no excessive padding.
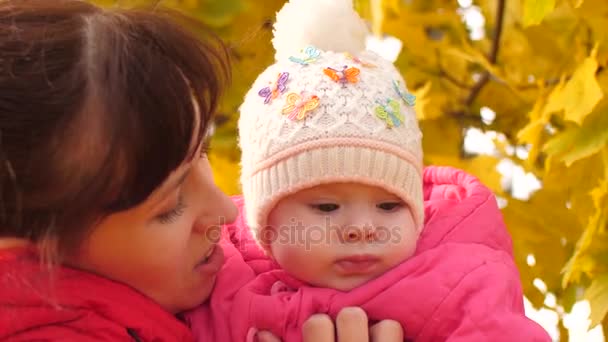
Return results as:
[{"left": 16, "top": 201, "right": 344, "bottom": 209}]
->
[
  {"left": 377, "top": 202, "right": 403, "bottom": 211},
  {"left": 313, "top": 203, "right": 340, "bottom": 212}
]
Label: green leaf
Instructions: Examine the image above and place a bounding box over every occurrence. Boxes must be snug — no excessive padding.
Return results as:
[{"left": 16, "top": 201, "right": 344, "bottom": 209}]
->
[
  {"left": 543, "top": 103, "right": 608, "bottom": 166},
  {"left": 585, "top": 274, "right": 608, "bottom": 327},
  {"left": 523, "top": 0, "right": 557, "bottom": 27}
]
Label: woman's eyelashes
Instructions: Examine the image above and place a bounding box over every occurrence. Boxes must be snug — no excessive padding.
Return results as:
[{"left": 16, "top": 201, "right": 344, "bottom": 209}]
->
[{"left": 157, "top": 194, "right": 187, "bottom": 224}]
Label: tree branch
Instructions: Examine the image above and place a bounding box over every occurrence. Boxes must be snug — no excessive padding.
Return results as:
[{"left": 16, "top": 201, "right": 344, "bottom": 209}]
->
[
  {"left": 464, "top": 0, "right": 506, "bottom": 106},
  {"left": 438, "top": 66, "right": 474, "bottom": 89},
  {"left": 435, "top": 49, "right": 474, "bottom": 89}
]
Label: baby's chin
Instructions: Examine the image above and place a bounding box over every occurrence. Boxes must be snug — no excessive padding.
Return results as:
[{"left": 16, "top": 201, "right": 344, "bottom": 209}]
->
[{"left": 311, "top": 273, "right": 380, "bottom": 292}]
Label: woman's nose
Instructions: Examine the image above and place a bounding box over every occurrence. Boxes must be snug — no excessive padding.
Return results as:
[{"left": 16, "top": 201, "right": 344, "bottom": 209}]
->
[
  {"left": 191, "top": 160, "right": 239, "bottom": 233},
  {"left": 192, "top": 184, "right": 238, "bottom": 236},
  {"left": 207, "top": 185, "right": 238, "bottom": 226},
  {"left": 220, "top": 191, "right": 238, "bottom": 225}
]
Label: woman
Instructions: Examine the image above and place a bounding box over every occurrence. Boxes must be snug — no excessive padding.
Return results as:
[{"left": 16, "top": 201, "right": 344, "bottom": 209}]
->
[{"left": 0, "top": 1, "right": 402, "bottom": 341}]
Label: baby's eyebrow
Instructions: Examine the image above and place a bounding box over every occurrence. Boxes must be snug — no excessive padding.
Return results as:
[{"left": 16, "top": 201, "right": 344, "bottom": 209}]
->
[{"left": 298, "top": 191, "right": 337, "bottom": 199}]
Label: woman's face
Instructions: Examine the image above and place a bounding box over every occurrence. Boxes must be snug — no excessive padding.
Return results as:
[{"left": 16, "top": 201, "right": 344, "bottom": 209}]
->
[
  {"left": 67, "top": 96, "right": 238, "bottom": 313},
  {"left": 68, "top": 148, "right": 238, "bottom": 313},
  {"left": 68, "top": 151, "right": 238, "bottom": 313}
]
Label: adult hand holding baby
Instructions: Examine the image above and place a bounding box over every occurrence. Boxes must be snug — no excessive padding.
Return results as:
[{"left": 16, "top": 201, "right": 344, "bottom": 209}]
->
[{"left": 257, "top": 307, "right": 403, "bottom": 342}]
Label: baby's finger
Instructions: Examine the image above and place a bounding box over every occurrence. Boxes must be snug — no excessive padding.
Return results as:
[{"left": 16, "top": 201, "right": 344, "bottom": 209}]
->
[
  {"left": 370, "top": 319, "right": 403, "bottom": 342},
  {"left": 257, "top": 330, "right": 282, "bottom": 342},
  {"left": 303, "top": 313, "right": 335, "bottom": 342},
  {"left": 336, "top": 307, "right": 369, "bottom": 342}
]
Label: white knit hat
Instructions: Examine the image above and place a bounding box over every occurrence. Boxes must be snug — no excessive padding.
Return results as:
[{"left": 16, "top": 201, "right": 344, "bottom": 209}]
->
[{"left": 238, "top": 0, "right": 424, "bottom": 246}]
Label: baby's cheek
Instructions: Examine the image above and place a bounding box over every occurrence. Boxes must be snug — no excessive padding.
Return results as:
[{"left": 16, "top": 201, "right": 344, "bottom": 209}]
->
[
  {"left": 278, "top": 243, "right": 330, "bottom": 281},
  {"left": 270, "top": 239, "right": 304, "bottom": 270},
  {"left": 390, "top": 226, "right": 418, "bottom": 261}
]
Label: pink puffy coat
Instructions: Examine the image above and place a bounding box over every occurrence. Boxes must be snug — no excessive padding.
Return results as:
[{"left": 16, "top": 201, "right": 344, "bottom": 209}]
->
[{"left": 186, "top": 166, "right": 551, "bottom": 342}]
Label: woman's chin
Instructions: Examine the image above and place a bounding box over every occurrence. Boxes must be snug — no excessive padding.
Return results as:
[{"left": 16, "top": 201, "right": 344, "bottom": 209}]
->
[{"left": 175, "top": 275, "right": 218, "bottom": 313}]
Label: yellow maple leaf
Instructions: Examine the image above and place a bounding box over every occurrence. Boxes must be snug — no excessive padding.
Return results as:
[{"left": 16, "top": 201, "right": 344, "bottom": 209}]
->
[
  {"left": 542, "top": 77, "right": 568, "bottom": 115},
  {"left": 445, "top": 45, "right": 506, "bottom": 84},
  {"left": 523, "top": 0, "right": 557, "bottom": 27},
  {"left": 571, "top": 0, "right": 585, "bottom": 7},
  {"left": 411, "top": 82, "right": 435, "bottom": 120},
  {"left": 544, "top": 46, "right": 604, "bottom": 125},
  {"left": 585, "top": 274, "right": 608, "bottom": 328},
  {"left": 502, "top": 189, "right": 581, "bottom": 293},
  {"left": 562, "top": 149, "right": 608, "bottom": 287},
  {"left": 384, "top": 0, "right": 401, "bottom": 15},
  {"left": 517, "top": 95, "right": 551, "bottom": 163}
]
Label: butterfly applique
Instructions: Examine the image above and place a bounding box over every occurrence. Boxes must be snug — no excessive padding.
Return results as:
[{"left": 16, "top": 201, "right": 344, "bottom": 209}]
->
[
  {"left": 323, "top": 65, "right": 360, "bottom": 85},
  {"left": 258, "top": 72, "right": 289, "bottom": 104},
  {"left": 375, "top": 98, "right": 404, "bottom": 128},
  {"left": 288, "top": 46, "right": 321, "bottom": 65},
  {"left": 344, "top": 52, "right": 376, "bottom": 68},
  {"left": 393, "top": 80, "right": 416, "bottom": 107},
  {"left": 281, "top": 92, "right": 320, "bottom": 121}
]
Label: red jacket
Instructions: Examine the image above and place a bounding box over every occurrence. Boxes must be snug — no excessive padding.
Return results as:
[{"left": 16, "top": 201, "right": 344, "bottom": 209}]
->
[{"left": 0, "top": 247, "right": 194, "bottom": 341}]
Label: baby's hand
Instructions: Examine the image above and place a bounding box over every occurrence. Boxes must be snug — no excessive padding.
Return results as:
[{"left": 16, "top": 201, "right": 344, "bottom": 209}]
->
[{"left": 256, "top": 307, "right": 403, "bottom": 342}]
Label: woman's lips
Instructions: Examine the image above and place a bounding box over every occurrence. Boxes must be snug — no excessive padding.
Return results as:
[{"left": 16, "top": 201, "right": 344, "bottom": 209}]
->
[
  {"left": 195, "top": 245, "right": 224, "bottom": 275},
  {"left": 334, "top": 255, "right": 380, "bottom": 275},
  {"left": 202, "top": 246, "right": 215, "bottom": 261}
]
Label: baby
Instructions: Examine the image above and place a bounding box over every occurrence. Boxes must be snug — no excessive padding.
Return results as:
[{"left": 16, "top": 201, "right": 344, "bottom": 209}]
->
[{"left": 186, "top": 0, "right": 551, "bottom": 341}]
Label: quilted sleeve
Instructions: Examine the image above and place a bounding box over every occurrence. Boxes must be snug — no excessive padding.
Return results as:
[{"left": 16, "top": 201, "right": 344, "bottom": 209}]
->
[{"left": 417, "top": 258, "right": 552, "bottom": 342}]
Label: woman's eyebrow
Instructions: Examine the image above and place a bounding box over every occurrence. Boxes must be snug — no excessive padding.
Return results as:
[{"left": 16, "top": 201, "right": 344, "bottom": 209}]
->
[
  {"left": 168, "top": 168, "right": 190, "bottom": 192},
  {"left": 154, "top": 166, "right": 191, "bottom": 201}
]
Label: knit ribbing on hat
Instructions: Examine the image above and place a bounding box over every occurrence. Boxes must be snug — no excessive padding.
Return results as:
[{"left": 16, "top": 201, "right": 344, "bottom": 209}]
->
[{"left": 242, "top": 143, "right": 424, "bottom": 236}]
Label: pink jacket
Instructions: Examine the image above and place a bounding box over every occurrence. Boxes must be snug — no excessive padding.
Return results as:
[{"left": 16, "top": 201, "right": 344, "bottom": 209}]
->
[{"left": 186, "top": 166, "right": 550, "bottom": 341}]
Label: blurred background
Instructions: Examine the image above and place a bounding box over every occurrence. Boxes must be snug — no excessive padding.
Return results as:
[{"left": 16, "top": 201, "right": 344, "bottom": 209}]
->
[{"left": 93, "top": 0, "right": 608, "bottom": 340}]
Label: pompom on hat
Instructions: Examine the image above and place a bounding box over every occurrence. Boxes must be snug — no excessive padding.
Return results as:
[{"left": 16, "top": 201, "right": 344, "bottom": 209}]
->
[{"left": 238, "top": 0, "right": 424, "bottom": 247}]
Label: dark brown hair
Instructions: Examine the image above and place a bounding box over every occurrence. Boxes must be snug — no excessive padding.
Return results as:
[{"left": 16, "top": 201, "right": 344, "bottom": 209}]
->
[{"left": 0, "top": 0, "right": 230, "bottom": 258}]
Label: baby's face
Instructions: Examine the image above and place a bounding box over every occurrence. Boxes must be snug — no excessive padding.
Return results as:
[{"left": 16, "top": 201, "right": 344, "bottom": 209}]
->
[{"left": 265, "top": 182, "right": 418, "bottom": 291}]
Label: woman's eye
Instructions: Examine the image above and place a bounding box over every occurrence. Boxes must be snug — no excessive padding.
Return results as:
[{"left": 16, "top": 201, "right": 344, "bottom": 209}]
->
[
  {"left": 156, "top": 196, "right": 187, "bottom": 224},
  {"left": 377, "top": 202, "right": 402, "bottom": 211},
  {"left": 313, "top": 203, "right": 340, "bottom": 212}
]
